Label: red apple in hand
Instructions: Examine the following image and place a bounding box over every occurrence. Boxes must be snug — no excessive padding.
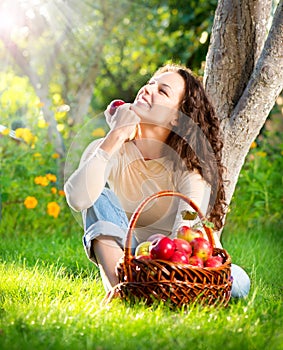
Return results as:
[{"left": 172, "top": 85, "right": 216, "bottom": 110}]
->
[
  {"left": 173, "top": 238, "right": 192, "bottom": 256},
  {"left": 190, "top": 237, "right": 212, "bottom": 261},
  {"left": 109, "top": 99, "right": 125, "bottom": 116},
  {"left": 149, "top": 237, "right": 176, "bottom": 260},
  {"left": 170, "top": 250, "right": 189, "bottom": 264},
  {"left": 177, "top": 226, "right": 203, "bottom": 243},
  {"left": 205, "top": 256, "right": 223, "bottom": 268},
  {"left": 188, "top": 255, "right": 204, "bottom": 267},
  {"left": 108, "top": 99, "right": 137, "bottom": 140}
]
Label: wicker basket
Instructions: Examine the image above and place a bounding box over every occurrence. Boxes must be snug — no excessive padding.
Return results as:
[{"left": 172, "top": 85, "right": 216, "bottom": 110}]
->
[{"left": 109, "top": 190, "right": 232, "bottom": 308}]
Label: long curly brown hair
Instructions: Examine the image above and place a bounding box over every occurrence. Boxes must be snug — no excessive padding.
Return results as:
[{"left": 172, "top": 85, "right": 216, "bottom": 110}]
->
[{"left": 154, "top": 64, "right": 227, "bottom": 230}]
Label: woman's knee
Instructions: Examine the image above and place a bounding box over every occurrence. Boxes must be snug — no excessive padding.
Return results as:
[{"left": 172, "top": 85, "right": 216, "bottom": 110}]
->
[{"left": 83, "top": 188, "right": 129, "bottom": 231}]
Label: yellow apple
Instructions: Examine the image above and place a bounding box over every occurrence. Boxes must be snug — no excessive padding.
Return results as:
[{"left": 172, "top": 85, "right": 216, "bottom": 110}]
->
[{"left": 134, "top": 241, "right": 151, "bottom": 257}]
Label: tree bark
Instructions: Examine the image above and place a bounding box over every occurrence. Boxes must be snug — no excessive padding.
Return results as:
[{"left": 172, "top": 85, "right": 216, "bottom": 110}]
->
[
  {"left": 204, "top": 0, "right": 283, "bottom": 220},
  {"left": 204, "top": 0, "right": 273, "bottom": 119}
]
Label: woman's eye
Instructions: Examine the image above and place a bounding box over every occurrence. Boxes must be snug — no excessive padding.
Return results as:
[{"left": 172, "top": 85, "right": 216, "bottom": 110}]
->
[{"left": 159, "top": 88, "right": 168, "bottom": 95}]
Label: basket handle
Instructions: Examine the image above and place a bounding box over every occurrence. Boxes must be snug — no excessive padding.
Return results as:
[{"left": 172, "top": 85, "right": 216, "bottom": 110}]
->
[{"left": 124, "top": 190, "right": 215, "bottom": 264}]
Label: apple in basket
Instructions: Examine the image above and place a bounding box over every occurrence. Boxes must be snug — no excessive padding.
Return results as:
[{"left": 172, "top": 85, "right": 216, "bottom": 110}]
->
[
  {"left": 177, "top": 225, "right": 203, "bottom": 243},
  {"left": 188, "top": 255, "right": 204, "bottom": 267},
  {"left": 170, "top": 250, "right": 189, "bottom": 264},
  {"left": 173, "top": 238, "right": 192, "bottom": 256},
  {"left": 205, "top": 255, "right": 223, "bottom": 268},
  {"left": 135, "top": 241, "right": 151, "bottom": 257},
  {"left": 149, "top": 236, "right": 176, "bottom": 260},
  {"left": 190, "top": 237, "right": 212, "bottom": 261}
]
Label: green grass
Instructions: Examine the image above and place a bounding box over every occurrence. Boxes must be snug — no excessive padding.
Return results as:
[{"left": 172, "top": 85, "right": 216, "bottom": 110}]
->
[
  {"left": 1, "top": 138, "right": 283, "bottom": 350},
  {"left": 1, "top": 219, "right": 282, "bottom": 350}
]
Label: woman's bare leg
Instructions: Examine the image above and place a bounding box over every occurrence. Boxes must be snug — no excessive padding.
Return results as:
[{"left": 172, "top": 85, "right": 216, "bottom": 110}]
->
[{"left": 92, "top": 237, "right": 124, "bottom": 291}]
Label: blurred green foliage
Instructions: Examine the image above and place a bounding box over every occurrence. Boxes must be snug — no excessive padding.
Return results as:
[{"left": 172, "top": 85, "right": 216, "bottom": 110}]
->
[
  {"left": 93, "top": 0, "right": 217, "bottom": 109},
  {"left": 227, "top": 126, "right": 283, "bottom": 229},
  {"left": 0, "top": 0, "right": 282, "bottom": 223},
  {"left": 0, "top": 0, "right": 217, "bottom": 128}
]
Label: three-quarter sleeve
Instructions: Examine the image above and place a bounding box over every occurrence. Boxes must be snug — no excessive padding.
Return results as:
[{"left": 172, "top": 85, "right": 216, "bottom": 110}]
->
[{"left": 64, "top": 139, "right": 113, "bottom": 211}]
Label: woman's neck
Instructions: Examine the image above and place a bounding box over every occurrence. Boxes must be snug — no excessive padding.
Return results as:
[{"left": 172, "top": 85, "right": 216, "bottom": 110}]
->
[{"left": 134, "top": 123, "right": 170, "bottom": 160}]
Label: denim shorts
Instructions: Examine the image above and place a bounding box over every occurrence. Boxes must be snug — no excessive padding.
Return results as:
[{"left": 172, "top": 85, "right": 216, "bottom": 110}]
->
[
  {"left": 82, "top": 188, "right": 138, "bottom": 264},
  {"left": 82, "top": 188, "right": 250, "bottom": 298}
]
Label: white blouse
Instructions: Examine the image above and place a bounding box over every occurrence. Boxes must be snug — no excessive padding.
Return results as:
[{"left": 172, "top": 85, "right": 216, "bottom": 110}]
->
[{"left": 64, "top": 139, "right": 221, "bottom": 247}]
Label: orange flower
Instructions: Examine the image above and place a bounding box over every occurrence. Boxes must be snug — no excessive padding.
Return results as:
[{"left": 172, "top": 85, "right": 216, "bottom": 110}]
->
[
  {"left": 15, "top": 128, "right": 37, "bottom": 145},
  {"left": 34, "top": 176, "right": 49, "bottom": 187},
  {"left": 52, "top": 153, "right": 60, "bottom": 159},
  {"left": 250, "top": 141, "right": 257, "bottom": 149},
  {"left": 47, "top": 202, "right": 60, "bottom": 218},
  {"left": 58, "top": 190, "right": 65, "bottom": 197},
  {"left": 24, "top": 196, "right": 38, "bottom": 209},
  {"left": 51, "top": 187, "right": 57, "bottom": 194},
  {"left": 46, "top": 173, "right": 57, "bottom": 182}
]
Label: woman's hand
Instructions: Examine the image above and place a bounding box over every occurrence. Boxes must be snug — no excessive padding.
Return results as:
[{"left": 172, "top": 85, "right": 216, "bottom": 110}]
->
[
  {"left": 101, "top": 103, "right": 140, "bottom": 156},
  {"left": 104, "top": 102, "right": 140, "bottom": 141}
]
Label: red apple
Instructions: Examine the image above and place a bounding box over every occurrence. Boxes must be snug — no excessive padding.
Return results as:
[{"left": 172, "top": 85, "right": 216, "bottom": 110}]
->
[
  {"left": 134, "top": 241, "right": 151, "bottom": 257},
  {"left": 205, "top": 256, "right": 223, "bottom": 268},
  {"left": 177, "top": 225, "right": 203, "bottom": 243},
  {"left": 147, "top": 233, "right": 166, "bottom": 242},
  {"left": 109, "top": 99, "right": 125, "bottom": 116},
  {"left": 173, "top": 238, "right": 192, "bottom": 256},
  {"left": 149, "top": 237, "right": 176, "bottom": 260},
  {"left": 190, "top": 237, "right": 212, "bottom": 261},
  {"left": 188, "top": 255, "right": 204, "bottom": 267},
  {"left": 213, "top": 255, "right": 223, "bottom": 263},
  {"left": 170, "top": 250, "right": 189, "bottom": 264}
]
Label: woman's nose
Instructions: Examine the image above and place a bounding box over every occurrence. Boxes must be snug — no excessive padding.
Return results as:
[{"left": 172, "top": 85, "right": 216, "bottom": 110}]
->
[{"left": 144, "top": 82, "right": 155, "bottom": 95}]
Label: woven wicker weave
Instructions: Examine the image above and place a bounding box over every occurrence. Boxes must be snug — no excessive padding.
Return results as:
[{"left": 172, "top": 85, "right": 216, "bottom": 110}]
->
[{"left": 109, "top": 191, "right": 232, "bottom": 308}]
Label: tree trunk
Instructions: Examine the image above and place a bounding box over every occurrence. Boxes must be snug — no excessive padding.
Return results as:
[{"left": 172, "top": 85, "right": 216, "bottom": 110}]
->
[
  {"left": 0, "top": 30, "right": 66, "bottom": 159},
  {"left": 204, "top": 0, "right": 273, "bottom": 119},
  {"left": 70, "top": 62, "right": 102, "bottom": 126},
  {"left": 204, "top": 0, "right": 283, "bottom": 222}
]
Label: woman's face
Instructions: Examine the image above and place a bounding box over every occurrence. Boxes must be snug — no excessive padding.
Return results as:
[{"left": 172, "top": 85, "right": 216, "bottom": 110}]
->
[{"left": 131, "top": 71, "right": 185, "bottom": 129}]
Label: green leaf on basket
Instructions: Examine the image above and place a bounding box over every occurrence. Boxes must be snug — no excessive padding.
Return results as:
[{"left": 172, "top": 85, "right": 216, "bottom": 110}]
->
[
  {"left": 181, "top": 210, "right": 198, "bottom": 220},
  {"left": 192, "top": 223, "right": 202, "bottom": 230},
  {"left": 201, "top": 219, "right": 215, "bottom": 229}
]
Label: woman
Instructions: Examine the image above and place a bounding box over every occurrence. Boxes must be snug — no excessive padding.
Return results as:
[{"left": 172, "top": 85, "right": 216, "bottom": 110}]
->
[{"left": 64, "top": 63, "right": 250, "bottom": 297}]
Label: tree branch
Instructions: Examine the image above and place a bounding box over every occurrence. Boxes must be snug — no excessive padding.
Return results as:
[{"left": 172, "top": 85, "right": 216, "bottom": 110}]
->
[
  {"left": 0, "top": 33, "right": 41, "bottom": 88},
  {"left": 43, "top": 31, "right": 68, "bottom": 86}
]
